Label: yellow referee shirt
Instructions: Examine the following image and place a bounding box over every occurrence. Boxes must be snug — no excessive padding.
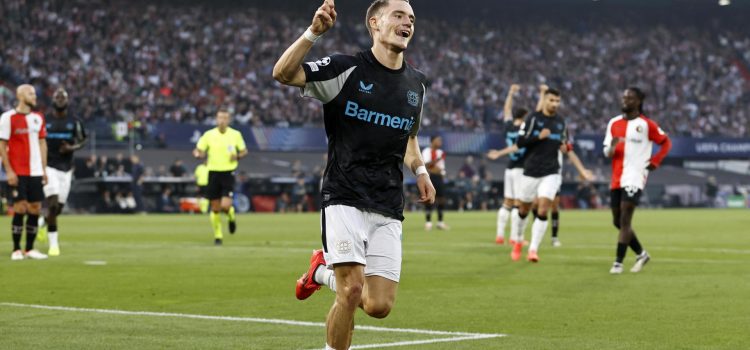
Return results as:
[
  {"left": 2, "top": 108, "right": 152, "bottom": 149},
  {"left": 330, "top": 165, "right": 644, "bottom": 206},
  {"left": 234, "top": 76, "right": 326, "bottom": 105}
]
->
[{"left": 195, "top": 127, "right": 247, "bottom": 172}]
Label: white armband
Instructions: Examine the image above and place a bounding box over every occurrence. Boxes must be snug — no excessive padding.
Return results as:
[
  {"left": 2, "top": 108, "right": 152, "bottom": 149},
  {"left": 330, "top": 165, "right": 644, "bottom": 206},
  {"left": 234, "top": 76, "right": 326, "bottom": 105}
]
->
[
  {"left": 415, "top": 165, "right": 428, "bottom": 176},
  {"left": 303, "top": 28, "right": 321, "bottom": 43}
]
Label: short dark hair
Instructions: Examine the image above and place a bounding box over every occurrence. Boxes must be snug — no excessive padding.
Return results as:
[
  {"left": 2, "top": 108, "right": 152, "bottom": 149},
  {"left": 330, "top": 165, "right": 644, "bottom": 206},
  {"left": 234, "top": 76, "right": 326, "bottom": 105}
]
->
[
  {"left": 544, "top": 88, "right": 561, "bottom": 97},
  {"left": 365, "top": 0, "right": 409, "bottom": 37},
  {"left": 626, "top": 87, "right": 646, "bottom": 113},
  {"left": 430, "top": 135, "right": 441, "bottom": 142},
  {"left": 513, "top": 108, "right": 528, "bottom": 120}
]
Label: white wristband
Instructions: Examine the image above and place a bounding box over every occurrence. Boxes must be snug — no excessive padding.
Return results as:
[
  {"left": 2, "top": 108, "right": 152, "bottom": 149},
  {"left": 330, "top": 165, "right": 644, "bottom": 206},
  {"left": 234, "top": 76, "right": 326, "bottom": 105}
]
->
[
  {"left": 303, "top": 28, "right": 321, "bottom": 43},
  {"left": 415, "top": 165, "right": 428, "bottom": 176}
]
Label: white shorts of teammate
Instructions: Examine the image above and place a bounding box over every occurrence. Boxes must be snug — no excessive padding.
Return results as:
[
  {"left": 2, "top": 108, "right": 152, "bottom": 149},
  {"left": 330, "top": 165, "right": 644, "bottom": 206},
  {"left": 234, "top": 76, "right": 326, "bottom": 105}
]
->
[
  {"left": 518, "top": 173, "right": 562, "bottom": 203},
  {"left": 43, "top": 167, "right": 74, "bottom": 203},
  {"left": 503, "top": 167, "right": 524, "bottom": 200},
  {"left": 322, "top": 205, "right": 402, "bottom": 282}
]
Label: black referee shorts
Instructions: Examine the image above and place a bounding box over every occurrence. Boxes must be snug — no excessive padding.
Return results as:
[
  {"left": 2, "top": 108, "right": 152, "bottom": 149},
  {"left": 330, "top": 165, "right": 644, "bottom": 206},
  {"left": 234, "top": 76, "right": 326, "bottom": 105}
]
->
[
  {"left": 429, "top": 173, "right": 445, "bottom": 198},
  {"left": 610, "top": 187, "right": 642, "bottom": 208},
  {"left": 206, "top": 171, "right": 235, "bottom": 200},
  {"left": 11, "top": 176, "right": 45, "bottom": 203},
  {"left": 198, "top": 185, "right": 208, "bottom": 198}
]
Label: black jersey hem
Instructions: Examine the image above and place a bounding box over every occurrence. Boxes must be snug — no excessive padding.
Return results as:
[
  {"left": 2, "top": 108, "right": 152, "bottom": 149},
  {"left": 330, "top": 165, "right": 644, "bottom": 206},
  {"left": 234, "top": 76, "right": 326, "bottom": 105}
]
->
[{"left": 322, "top": 200, "right": 405, "bottom": 222}]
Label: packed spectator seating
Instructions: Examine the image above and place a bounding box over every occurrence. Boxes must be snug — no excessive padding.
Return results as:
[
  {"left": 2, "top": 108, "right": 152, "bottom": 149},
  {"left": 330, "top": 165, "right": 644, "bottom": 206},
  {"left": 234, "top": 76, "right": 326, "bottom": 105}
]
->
[{"left": 0, "top": 0, "right": 748, "bottom": 137}]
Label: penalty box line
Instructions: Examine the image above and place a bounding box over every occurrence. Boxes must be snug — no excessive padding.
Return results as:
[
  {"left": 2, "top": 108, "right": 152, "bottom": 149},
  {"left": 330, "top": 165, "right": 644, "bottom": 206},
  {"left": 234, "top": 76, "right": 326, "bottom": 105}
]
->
[{"left": 0, "top": 302, "right": 506, "bottom": 349}]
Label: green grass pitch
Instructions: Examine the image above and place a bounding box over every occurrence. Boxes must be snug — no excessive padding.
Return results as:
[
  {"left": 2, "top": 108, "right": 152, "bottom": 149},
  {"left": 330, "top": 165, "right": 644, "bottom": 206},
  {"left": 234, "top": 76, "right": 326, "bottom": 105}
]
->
[{"left": 1, "top": 209, "right": 748, "bottom": 349}]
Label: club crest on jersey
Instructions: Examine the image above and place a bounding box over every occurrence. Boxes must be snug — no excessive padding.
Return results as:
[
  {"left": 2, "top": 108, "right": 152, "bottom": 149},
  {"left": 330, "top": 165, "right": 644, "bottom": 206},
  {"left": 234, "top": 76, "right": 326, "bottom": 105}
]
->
[
  {"left": 636, "top": 125, "right": 643, "bottom": 133},
  {"left": 407, "top": 90, "right": 419, "bottom": 107},
  {"left": 359, "top": 81, "right": 374, "bottom": 94}
]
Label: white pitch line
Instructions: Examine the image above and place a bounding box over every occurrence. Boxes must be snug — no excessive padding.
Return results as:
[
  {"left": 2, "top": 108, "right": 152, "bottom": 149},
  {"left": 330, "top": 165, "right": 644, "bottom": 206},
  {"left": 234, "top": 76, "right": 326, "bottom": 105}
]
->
[
  {"left": 0, "top": 302, "right": 506, "bottom": 349},
  {"left": 349, "top": 335, "right": 502, "bottom": 349}
]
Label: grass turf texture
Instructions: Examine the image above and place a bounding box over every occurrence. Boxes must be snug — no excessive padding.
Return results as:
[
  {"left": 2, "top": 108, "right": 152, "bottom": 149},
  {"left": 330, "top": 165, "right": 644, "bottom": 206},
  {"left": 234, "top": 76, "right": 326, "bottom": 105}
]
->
[{"left": 1, "top": 209, "right": 748, "bottom": 349}]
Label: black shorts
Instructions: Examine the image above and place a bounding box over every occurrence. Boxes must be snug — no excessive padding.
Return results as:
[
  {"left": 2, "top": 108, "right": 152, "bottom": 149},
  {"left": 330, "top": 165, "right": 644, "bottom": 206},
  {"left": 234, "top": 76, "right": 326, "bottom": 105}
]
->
[
  {"left": 429, "top": 173, "right": 445, "bottom": 198},
  {"left": 198, "top": 185, "right": 208, "bottom": 198},
  {"left": 610, "top": 187, "right": 642, "bottom": 208},
  {"left": 206, "top": 171, "right": 235, "bottom": 200},
  {"left": 12, "top": 176, "right": 44, "bottom": 203}
]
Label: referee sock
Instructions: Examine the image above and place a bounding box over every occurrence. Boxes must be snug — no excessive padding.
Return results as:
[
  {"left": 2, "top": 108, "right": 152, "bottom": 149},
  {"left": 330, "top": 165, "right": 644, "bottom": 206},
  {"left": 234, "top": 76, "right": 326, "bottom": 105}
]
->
[
  {"left": 49, "top": 224, "right": 59, "bottom": 248},
  {"left": 210, "top": 211, "right": 223, "bottom": 239},
  {"left": 314, "top": 265, "right": 336, "bottom": 292},
  {"left": 496, "top": 206, "right": 511, "bottom": 238},
  {"left": 25, "top": 214, "right": 39, "bottom": 251},
  {"left": 551, "top": 211, "right": 560, "bottom": 238},
  {"left": 529, "top": 216, "right": 548, "bottom": 252},
  {"left": 227, "top": 206, "right": 236, "bottom": 222},
  {"left": 12, "top": 214, "right": 24, "bottom": 251}
]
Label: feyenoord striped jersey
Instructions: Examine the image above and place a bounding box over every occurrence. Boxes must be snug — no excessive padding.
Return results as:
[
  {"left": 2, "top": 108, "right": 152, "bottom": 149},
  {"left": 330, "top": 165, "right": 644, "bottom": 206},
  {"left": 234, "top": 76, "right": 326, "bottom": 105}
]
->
[
  {"left": 0, "top": 109, "right": 47, "bottom": 176},
  {"left": 603, "top": 114, "right": 671, "bottom": 191}
]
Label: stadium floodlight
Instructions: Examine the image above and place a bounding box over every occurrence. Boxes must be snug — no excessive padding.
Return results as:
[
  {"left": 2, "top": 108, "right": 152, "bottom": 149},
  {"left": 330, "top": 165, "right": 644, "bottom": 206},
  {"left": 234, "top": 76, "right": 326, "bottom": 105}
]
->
[{"left": 718, "top": 0, "right": 730, "bottom": 6}]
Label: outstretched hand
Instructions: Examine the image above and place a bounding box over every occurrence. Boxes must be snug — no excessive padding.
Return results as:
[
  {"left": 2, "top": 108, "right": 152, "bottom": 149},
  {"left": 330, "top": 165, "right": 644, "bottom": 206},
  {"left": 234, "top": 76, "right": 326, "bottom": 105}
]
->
[{"left": 310, "top": 0, "right": 337, "bottom": 35}]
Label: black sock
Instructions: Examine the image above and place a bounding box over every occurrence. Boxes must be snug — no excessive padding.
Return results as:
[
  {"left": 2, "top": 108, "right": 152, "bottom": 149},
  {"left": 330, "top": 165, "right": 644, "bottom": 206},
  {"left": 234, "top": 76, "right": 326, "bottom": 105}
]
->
[
  {"left": 629, "top": 233, "right": 643, "bottom": 255},
  {"left": 425, "top": 204, "right": 432, "bottom": 222},
  {"left": 12, "top": 214, "right": 23, "bottom": 251},
  {"left": 616, "top": 242, "right": 628, "bottom": 264},
  {"left": 519, "top": 211, "right": 528, "bottom": 220},
  {"left": 25, "top": 214, "right": 39, "bottom": 251},
  {"left": 49, "top": 224, "right": 58, "bottom": 232},
  {"left": 551, "top": 211, "right": 559, "bottom": 237},
  {"left": 437, "top": 204, "right": 444, "bottom": 222}
]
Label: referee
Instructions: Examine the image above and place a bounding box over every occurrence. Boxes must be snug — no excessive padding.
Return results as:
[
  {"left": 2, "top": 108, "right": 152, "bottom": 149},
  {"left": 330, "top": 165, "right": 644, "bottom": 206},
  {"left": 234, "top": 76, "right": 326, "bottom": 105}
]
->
[{"left": 192, "top": 109, "right": 247, "bottom": 245}]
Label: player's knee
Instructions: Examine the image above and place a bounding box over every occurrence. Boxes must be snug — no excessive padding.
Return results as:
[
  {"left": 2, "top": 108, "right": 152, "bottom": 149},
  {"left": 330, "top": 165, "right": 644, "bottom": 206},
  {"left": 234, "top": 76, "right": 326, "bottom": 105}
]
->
[
  {"left": 48, "top": 203, "right": 60, "bottom": 217},
  {"left": 337, "top": 283, "right": 363, "bottom": 308},
  {"left": 362, "top": 299, "right": 392, "bottom": 319}
]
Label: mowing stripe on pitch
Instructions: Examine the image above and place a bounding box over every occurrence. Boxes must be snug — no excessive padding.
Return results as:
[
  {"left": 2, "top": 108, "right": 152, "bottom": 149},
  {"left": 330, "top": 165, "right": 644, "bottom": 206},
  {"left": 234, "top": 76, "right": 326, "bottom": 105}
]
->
[{"left": 0, "top": 302, "right": 506, "bottom": 348}]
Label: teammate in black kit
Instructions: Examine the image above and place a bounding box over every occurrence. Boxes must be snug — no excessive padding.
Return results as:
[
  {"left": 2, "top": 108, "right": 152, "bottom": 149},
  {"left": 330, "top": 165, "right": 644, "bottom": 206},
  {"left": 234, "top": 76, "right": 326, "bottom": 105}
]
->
[
  {"left": 273, "top": 1, "right": 435, "bottom": 349},
  {"left": 487, "top": 84, "right": 528, "bottom": 245},
  {"left": 512, "top": 88, "right": 593, "bottom": 262},
  {"left": 39, "top": 88, "right": 87, "bottom": 256}
]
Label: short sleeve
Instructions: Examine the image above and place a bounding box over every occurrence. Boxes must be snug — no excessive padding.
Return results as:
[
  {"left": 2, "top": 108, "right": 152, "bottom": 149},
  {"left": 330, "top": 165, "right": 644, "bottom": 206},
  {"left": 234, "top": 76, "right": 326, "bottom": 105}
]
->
[
  {"left": 234, "top": 130, "right": 247, "bottom": 151},
  {"left": 0, "top": 113, "right": 10, "bottom": 141},
  {"left": 38, "top": 114, "right": 47, "bottom": 139},
  {"left": 408, "top": 83, "right": 426, "bottom": 137},
  {"left": 301, "top": 54, "right": 358, "bottom": 104},
  {"left": 196, "top": 132, "right": 209, "bottom": 151}
]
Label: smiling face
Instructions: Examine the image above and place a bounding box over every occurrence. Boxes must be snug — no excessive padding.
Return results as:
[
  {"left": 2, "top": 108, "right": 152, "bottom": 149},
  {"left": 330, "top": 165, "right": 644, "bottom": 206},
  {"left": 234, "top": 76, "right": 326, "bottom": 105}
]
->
[{"left": 367, "top": 0, "right": 415, "bottom": 53}]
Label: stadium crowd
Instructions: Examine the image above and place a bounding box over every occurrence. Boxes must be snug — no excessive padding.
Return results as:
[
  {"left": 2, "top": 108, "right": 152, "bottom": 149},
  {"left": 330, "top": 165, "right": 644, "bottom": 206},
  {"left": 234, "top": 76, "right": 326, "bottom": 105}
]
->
[{"left": 0, "top": 0, "right": 748, "bottom": 137}]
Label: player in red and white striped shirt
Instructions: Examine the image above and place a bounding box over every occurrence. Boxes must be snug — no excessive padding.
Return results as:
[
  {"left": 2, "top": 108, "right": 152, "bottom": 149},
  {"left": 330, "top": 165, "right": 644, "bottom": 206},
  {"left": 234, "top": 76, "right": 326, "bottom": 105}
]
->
[
  {"left": 603, "top": 87, "right": 671, "bottom": 274},
  {"left": 0, "top": 84, "right": 49, "bottom": 261}
]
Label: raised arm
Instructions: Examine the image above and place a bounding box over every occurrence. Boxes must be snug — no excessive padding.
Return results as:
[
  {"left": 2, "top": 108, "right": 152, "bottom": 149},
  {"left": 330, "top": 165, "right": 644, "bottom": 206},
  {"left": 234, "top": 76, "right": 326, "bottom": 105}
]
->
[
  {"left": 503, "top": 84, "right": 520, "bottom": 122},
  {"left": 535, "top": 84, "right": 548, "bottom": 112},
  {"left": 272, "top": 0, "right": 337, "bottom": 87}
]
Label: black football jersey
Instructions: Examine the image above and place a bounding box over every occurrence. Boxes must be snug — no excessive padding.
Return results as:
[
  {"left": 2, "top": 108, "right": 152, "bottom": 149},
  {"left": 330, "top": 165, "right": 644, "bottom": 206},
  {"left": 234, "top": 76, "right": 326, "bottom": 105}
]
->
[
  {"left": 516, "top": 111, "right": 568, "bottom": 177},
  {"left": 46, "top": 115, "right": 86, "bottom": 171},
  {"left": 301, "top": 50, "right": 427, "bottom": 221}
]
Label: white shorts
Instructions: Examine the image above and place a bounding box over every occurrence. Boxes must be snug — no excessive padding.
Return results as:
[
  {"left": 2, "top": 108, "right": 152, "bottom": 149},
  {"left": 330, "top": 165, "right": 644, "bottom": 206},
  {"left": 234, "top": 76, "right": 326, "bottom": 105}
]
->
[
  {"left": 43, "top": 167, "right": 73, "bottom": 203},
  {"left": 503, "top": 168, "right": 524, "bottom": 200},
  {"left": 322, "top": 205, "right": 402, "bottom": 282},
  {"left": 518, "top": 174, "right": 561, "bottom": 203}
]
